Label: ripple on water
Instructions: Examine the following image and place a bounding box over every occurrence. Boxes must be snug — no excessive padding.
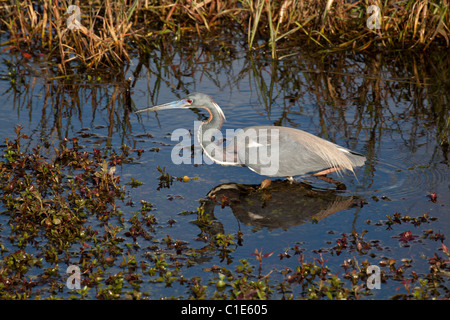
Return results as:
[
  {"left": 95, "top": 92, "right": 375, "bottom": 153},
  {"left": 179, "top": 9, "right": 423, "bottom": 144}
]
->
[{"left": 355, "top": 154, "right": 448, "bottom": 202}]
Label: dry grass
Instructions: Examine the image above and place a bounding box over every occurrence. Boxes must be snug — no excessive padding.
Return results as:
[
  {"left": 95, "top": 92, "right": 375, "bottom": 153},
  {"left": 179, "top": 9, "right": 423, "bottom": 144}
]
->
[
  {"left": 1, "top": 0, "right": 141, "bottom": 70},
  {"left": 0, "top": 0, "right": 449, "bottom": 71}
]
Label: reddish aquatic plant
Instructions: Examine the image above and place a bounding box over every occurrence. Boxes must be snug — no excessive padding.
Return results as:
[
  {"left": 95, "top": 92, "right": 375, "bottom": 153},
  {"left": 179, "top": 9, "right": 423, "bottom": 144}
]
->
[
  {"left": 393, "top": 231, "right": 418, "bottom": 243},
  {"left": 426, "top": 192, "right": 437, "bottom": 203}
]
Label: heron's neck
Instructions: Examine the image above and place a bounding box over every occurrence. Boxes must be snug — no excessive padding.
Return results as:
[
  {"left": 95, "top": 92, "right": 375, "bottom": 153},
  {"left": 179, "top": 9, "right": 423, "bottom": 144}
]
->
[
  {"left": 198, "top": 104, "right": 225, "bottom": 144},
  {"left": 197, "top": 103, "right": 230, "bottom": 164}
]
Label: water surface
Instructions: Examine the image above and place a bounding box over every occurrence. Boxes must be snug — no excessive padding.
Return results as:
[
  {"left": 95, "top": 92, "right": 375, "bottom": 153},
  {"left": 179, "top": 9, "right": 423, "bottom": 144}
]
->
[{"left": 0, "top": 39, "right": 448, "bottom": 299}]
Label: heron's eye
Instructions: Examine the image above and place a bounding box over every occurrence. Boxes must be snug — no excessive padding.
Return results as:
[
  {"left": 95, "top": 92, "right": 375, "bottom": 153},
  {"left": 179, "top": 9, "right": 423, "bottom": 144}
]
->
[{"left": 186, "top": 99, "right": 193, "bottom": 104}]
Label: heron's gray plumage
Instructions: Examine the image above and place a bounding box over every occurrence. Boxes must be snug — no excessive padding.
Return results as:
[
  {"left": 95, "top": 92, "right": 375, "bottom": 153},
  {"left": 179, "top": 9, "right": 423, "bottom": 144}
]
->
[
  {"left": 231, "top": 126, "right": 365, "bottom": 177},
  {"left": 136, "top": 92, "right": 366, "bottom": 178}
]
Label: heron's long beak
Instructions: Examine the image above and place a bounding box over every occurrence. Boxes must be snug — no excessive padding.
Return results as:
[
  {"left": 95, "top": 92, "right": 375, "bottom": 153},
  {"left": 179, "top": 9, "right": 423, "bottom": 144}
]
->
[{"left": 135, "top": 99, "right": 190, "bottom": 114}]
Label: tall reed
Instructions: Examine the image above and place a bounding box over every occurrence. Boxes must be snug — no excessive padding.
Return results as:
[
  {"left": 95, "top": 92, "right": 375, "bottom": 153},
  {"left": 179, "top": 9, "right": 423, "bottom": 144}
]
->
[
  {"left": 1, "top": 0, "right": 141, "bottom": 70},
  {"left": 1, "top": 0, "right": 448, "bottom": 71}
]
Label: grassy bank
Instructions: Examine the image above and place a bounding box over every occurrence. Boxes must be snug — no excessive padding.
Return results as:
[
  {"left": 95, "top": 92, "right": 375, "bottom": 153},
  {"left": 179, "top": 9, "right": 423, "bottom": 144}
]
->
[{"left": 0, "top": 0, "right": 449, "bottom": 70}]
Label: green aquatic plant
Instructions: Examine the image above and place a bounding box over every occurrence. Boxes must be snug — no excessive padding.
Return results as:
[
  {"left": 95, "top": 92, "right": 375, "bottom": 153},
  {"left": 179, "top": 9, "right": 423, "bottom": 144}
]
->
[{"left": 0, "top": 126, "right": 449, "bottom": 300}]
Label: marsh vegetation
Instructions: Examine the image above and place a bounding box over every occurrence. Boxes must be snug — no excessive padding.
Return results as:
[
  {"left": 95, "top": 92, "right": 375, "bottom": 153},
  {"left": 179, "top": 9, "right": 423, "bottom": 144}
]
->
[{"left": 0, "top": 1, "right": 448, "bottom": 300}]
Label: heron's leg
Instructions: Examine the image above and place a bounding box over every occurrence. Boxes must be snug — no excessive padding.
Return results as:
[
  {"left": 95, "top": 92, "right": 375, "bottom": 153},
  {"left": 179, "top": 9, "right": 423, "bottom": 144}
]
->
[
  {"left": 314, "top": 172, "right": 346, "bottom": 190},
  {"left": 312, "top": 167, "right": 342, "bottom": 176}
]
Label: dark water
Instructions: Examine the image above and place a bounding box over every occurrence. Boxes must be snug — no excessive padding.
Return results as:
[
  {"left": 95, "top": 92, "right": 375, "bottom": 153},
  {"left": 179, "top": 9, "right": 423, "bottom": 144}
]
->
[{"left": 0, "top": 38, "right": 448, "bottom": 299}]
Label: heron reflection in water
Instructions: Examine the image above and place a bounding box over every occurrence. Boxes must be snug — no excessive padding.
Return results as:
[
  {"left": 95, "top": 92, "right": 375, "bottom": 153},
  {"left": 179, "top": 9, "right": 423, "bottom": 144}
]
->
[
  {"left": 135, "top": 92, "right": 366, "bottom": 180},
  {"left": 200, "top": 181, "right": 362, "bottom": 232}
]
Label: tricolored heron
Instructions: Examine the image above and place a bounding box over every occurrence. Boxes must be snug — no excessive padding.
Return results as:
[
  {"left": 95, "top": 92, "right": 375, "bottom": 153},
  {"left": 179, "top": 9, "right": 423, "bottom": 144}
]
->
[{"left": 135, "top": 92, "right": 366, "bottom": 180}]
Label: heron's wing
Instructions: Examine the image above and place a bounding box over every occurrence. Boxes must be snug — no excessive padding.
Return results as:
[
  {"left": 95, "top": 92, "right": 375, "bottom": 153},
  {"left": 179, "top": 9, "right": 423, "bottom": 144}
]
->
[
  {"left": 279, "top": 126, "right": 367, "bottom": 172},
  {"left": 336, "top": 148, "right": 366, "bottom": 167},
  {"left": 233, "top": 126, "right": 365, "bottom": 177}
]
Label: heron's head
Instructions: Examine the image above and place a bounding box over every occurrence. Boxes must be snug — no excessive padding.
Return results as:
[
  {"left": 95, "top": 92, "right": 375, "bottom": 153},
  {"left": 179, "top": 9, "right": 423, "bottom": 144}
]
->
[{"left": 135, "top": 92, "right": 214, "bottom": 113}]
